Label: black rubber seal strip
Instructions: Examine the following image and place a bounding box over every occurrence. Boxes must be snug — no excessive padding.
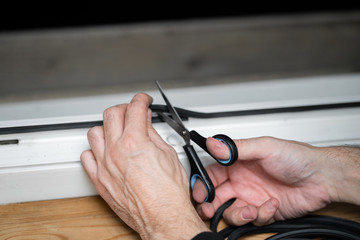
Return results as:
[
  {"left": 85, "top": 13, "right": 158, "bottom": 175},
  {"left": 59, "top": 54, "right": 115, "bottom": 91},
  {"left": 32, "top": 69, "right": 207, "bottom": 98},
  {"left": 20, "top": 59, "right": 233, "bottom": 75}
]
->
[
  {"left": 150, "top": 101, "right": 360, "bottom": 118},
  {"left": 0, "top": 121, "right": 104, "bottom": 135},
  {"left": 1, "top": 101, "right": 359, "bottom": 135}
]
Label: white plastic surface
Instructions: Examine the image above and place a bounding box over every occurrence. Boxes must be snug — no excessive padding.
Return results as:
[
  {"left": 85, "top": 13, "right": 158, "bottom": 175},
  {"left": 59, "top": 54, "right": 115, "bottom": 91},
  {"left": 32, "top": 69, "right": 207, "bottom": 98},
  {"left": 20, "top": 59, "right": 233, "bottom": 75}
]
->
[{"left": 1, "top": 74, "right": 360, "bottom": 204}]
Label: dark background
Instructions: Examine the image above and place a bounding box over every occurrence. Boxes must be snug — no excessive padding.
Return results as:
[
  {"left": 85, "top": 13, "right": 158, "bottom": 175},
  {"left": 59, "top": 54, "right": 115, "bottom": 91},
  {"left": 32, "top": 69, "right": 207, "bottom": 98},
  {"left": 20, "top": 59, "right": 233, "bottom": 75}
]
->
[{"left": 1, "top": 5, "right": 359, "bottom": 32}]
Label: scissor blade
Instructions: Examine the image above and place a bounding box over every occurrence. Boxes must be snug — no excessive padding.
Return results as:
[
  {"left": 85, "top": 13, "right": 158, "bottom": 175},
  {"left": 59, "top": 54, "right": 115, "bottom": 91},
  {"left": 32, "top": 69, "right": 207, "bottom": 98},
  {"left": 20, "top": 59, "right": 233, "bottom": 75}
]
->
[
  {"left": 155, "top": 81, "right": 187, "bottom": 129},
  {"left": 158, "top": 112, "right": 190, "bottom": 145}
]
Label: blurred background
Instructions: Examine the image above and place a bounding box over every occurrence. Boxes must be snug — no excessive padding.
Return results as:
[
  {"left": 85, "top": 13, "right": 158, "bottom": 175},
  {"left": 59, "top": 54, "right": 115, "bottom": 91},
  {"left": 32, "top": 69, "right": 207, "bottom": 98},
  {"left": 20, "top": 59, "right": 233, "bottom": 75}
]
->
[{"left": 1, "top": 5, "right": 359, "bottom": 102}]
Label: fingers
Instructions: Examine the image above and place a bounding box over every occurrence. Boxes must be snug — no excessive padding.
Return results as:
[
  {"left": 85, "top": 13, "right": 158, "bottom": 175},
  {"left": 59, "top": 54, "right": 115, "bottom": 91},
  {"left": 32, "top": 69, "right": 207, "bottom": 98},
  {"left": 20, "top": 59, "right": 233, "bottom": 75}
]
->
[
  {"left": 207, "top": 136, "right": 283, "bottom": 161},
  {"left": 146, "top": 108, "right": 171, "bottom": 152},
  {"left": 221, "top": 198, "right": 279, "bottom": 226},
  {"left": 80, "top": 150, "right": 107, "bottom": 195},
  {"left": 102, "top": 93, "right": 153, "bottom": 145},
  {"left": 196, "top": 180, "right": 236, "bottom": 219},
  {"left": 253, "top": 198, "right": 279, "bottom": 226},
  {"left": 192, "top": 163, "right": 230, "bottom": 204},
  {"left": 103, "top": 104, "right": 127, "bottom": 144},
  {"left": 235, "top": 137, "right": 282, "bottom": 161},
  {"left": 80, "top": 150, "right": 98, "bottom": 181},
  {"left": 87, "top": 126, "right": 105, "bottom": 161},
  {"left": 84, "top": 92, "right": 154, "bottom": 182},
  {"left": 192, "top": 180, "right": 208, "bottom": 203},
  {"left": 222, "top": 199, "right": 257, "bottom": 225},
  {"left": 206, "top": 137, "right": 230, "bottom": 160},
  {"left": 124, "top": 93, "right": 153, "bottom": 137}
]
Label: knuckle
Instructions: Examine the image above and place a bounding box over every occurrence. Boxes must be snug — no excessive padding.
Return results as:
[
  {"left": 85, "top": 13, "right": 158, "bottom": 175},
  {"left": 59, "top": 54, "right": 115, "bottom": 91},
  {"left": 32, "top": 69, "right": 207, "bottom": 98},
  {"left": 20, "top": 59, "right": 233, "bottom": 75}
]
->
[
  {"left": 126, "top": 101, "right": 137, "bottom": 111},
  {"left": 107, "top": 147, "right": 121, "bottom": 162},
  {"left": 87, "top": 126, "right": 102, "bottom": 140},
  {"left": 134, "top": 92, "right": 151, "bottom": 101},
  {"left": 80, "top": 149, "right": 90, "bottom": 158},
  {"left": 103, "top": 104, "right": 128, "bottom": 121},
  {"left": 121, "top": 132, "right": 141, "bottom": 151},
  {"left": 103, "top": 106, "right": 118, "bottom": 120},
  {"left": 80, "top": 149, "right": 92, "bottom": 161},
  {"left": 128, "top": 93, "right": 152, "bottom": 108},
  {"left": 127, "top": 100, "right": 144, "bottom": 112},
  {"left": 96, "top": 166, "right": 109, "bottom": 185},
  {"left": 97, "top": 175, "right": 108, "bottom": 188}
]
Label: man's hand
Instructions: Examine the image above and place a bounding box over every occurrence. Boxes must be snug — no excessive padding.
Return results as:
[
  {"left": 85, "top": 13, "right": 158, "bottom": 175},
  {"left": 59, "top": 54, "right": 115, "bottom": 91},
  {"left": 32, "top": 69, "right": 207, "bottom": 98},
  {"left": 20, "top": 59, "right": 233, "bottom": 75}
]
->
[
  {"left": 81, "top": 93, "right": 209, "bottom": 240},
  {"left": 193, "top": 137, "right": 334, "bottom": 226}
]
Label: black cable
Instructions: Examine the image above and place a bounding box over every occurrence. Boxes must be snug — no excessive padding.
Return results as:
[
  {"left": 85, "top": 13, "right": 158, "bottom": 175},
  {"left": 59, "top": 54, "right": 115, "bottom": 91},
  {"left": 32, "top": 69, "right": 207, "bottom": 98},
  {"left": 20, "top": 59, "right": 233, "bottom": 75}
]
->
[
  {"left": 211, "top": 198, "right": 360, "bottom": 240},
  {"left": 210, "top": 198, "right": 236, "bottom": 232},
  {"left": 266, "top": 228, "right": 360, "bottom": 240}
]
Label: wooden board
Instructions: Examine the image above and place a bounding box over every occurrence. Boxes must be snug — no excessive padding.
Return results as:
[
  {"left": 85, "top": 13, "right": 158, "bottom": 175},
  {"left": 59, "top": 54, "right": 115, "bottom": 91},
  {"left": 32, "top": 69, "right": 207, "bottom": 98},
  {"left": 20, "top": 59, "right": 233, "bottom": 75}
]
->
[
  {"left": 0, "top": 196, "right": 139, "bottom": 240},
  {"left": 1, "top": 12, "right": 360, "bottom": 102},
  {"left": 1, "top": 196, "right": 359, "bottom": 239}
]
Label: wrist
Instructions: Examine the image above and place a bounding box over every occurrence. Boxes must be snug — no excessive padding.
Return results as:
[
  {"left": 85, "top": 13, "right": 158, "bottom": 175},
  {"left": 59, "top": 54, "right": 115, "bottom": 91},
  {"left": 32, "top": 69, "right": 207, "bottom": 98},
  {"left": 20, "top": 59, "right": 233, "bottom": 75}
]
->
[
  {"left": 318, "top": 146, "right": 360, "bottom": 205},
  {"left": 141, "top": 202, "right": 210, "bottom": 240}
]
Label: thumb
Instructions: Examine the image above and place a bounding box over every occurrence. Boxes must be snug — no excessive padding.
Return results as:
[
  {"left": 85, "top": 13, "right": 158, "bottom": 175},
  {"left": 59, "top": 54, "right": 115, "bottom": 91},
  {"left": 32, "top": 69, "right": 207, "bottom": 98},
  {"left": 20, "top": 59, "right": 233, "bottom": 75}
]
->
[
  {"left": 206, "top": 137, "right": 231, "bottom": 160},
  {"left": 207, "top": 136, "right": 281, "bottom": 161}
]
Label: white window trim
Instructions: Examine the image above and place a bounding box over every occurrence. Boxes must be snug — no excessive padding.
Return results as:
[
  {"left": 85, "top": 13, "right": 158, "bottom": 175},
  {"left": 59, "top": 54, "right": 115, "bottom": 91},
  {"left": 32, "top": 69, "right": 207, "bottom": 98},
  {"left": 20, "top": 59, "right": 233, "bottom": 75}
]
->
[{"left": 1, "top": 74, "right": 360, "bottom": 205}]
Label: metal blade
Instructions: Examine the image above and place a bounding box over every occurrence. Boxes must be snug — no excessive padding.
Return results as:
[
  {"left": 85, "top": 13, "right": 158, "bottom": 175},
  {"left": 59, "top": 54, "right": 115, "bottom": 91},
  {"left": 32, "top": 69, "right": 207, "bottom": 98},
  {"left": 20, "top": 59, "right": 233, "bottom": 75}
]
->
[
  {"left": 157, "top": 112, "right": 190, "bottom": 145},
  {"left": 155, "top": 81, "right": 187, "bottom": 130},
  {"left": 155, "top": 81, "right": 190, "bottom": 145}
]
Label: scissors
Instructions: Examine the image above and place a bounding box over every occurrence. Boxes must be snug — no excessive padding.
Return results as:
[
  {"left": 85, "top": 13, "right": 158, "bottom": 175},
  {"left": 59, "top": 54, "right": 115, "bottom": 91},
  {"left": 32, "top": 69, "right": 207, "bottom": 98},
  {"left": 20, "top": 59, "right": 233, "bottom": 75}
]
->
[{"left": 155, "top": 81, "right": 238, "bottom": 202}]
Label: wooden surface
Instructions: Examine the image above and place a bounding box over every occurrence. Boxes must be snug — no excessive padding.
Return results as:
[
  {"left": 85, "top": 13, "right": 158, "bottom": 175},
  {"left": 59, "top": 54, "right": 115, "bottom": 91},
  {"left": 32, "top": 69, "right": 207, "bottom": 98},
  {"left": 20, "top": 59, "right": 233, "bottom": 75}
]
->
[{"left": 0, "top": 196, "right": 359, "bottom": 240}]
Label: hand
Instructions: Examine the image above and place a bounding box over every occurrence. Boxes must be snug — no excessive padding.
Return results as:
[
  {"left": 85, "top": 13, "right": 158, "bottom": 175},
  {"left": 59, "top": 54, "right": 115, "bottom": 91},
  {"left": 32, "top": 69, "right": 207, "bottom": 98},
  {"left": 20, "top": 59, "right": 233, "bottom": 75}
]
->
[
  {"left": 81, "top": 93, "right": 209, "bottom": 240},
  {"left": 193, "top": 136, "right": 334, "bottom": 226}
]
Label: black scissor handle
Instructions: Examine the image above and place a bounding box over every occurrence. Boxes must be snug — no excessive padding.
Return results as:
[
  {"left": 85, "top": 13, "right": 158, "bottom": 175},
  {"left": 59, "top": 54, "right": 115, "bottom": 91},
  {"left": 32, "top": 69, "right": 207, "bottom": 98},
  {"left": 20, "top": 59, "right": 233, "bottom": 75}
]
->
[
  {"left": 190, "top": 130, "right": 238, "bottom": 166},
  {"left": 183, "top": 145, "right": 215, "bottom": 203},
  {"left": 212, "top": 134, "right": 238, "bottom": 166}
]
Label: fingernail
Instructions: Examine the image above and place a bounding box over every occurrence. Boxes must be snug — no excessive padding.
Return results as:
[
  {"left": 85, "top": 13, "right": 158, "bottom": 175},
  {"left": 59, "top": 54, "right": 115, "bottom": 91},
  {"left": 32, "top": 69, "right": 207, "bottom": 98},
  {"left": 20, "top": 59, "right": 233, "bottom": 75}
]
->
[
  {"left": 215, "top": 138, "right": 226, "bottom": 149},
  {"left": 215, "top": 138, "right": 226, "bottom": 148},
  {"left": 213, "top": 138, "right": 230, "bottom": 159},
  {"left": 241, "top": 207, "right": 254, "bottom": 220}
]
